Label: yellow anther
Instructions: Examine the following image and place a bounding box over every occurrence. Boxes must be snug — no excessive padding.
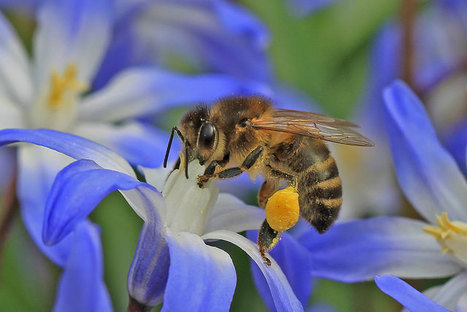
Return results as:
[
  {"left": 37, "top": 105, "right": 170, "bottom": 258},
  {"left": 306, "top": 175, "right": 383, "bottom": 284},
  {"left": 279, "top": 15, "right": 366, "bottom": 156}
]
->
[
  {"left": 423, "top": 212, "right": 467, "bottom": 265},
  {"left": 47, "top": 63, "right": 88, "bottom": 109},
  {"left": 265, "top": 186, "right": 300, "bottom": 232}
]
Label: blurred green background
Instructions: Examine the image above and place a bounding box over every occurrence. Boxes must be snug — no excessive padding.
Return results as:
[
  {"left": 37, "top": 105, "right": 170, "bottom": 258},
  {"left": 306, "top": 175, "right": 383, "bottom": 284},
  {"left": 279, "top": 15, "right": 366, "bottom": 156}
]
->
[{"left": 0, "top": 0, "right": 411, "bottom": 311}]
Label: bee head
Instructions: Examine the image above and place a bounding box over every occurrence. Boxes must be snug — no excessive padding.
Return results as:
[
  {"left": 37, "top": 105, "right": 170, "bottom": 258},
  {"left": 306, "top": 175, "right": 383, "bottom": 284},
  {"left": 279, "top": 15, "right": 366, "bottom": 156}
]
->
[{"left": 179, "top": 105, "right": 218, "bottom": 165}]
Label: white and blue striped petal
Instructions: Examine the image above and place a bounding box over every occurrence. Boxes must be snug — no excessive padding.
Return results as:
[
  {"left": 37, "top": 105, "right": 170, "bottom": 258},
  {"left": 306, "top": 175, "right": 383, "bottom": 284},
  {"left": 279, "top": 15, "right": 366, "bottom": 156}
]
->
[
  {"left": 75, "top": 121, "right": 171, "bottom": 168},
  {"left": 79, "top": 68, "right": 269, "bottom": 123},
  {"left": 301, "top": 217, "right": 462, "bottom": 282},
  {"left": 0, "top": 128, "right": 135, "bottom": 176},
  {"left": 33, "top": 0, "right": 113, "bottom": 89}
]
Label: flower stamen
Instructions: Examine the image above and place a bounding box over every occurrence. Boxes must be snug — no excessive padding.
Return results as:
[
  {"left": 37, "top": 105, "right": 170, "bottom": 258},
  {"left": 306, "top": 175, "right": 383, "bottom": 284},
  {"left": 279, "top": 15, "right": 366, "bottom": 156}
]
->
[
  {"left": 424, "top": 212, "right": 467, "bottom": 265},
  {"left": 47, "top": 63, "right": 88, "bottom": 110}
]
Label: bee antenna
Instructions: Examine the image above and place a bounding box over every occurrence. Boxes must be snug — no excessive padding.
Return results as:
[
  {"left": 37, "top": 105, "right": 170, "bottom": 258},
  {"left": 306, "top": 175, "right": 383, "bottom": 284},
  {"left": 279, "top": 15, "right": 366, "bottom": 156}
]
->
[
  {"left": 164, "top": 127, "right": 185, "bottom": 168},
  {"left": 184, "top": 139, "right": 189, "bottom": 179}
]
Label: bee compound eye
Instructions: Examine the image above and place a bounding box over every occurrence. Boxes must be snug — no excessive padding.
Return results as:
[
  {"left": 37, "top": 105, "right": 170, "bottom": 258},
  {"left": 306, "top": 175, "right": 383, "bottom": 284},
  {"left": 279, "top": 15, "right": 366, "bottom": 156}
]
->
[{"left": 199, "top": 123, "right": 216, "bottom": 150}]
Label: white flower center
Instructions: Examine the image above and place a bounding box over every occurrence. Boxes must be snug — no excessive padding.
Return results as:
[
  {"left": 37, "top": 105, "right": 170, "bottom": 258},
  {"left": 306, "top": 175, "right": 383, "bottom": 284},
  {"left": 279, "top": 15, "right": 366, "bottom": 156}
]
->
[
  {"left": 424, "top": 212, "right": 467, "bottom": 266},
  {"left": 162, "top": 160, "right": 219, "bottom": 235},
  {"left": 29, "top": 63, "right": 88, "bottom": 131}
]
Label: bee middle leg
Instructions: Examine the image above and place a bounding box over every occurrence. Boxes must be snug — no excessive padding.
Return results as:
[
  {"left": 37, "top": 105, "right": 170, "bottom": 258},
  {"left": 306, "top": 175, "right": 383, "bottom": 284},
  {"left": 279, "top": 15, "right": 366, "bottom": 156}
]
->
[{"left": 198, "top": 146, "right": 263, "bottom": 187}]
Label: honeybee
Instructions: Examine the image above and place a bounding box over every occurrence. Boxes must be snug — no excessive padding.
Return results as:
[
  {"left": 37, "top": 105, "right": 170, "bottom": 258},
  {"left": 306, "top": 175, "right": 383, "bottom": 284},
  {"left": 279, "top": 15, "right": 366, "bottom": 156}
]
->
[{"left": 164, "top": 96, "right": 373, "bottom": 265}]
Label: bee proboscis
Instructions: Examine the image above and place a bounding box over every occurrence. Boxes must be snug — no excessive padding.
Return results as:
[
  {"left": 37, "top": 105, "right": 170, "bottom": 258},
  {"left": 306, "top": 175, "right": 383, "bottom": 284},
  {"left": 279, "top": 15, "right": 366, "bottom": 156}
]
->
[{"left": 164, "top": 96, "right": 373, "bottom": 265}]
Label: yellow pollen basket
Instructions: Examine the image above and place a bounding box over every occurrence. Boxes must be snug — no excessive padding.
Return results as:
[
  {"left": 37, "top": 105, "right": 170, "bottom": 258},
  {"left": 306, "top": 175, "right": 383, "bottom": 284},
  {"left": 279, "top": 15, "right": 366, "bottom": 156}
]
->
[
  {"left": 424, "top": 212, "right": 467, "bottom": 264},
  {"left": 265, "top": 186, "right": 300, "bottom": 232},
  {"left": 48, "top": 63, "right": 88, "bottom": 109}
]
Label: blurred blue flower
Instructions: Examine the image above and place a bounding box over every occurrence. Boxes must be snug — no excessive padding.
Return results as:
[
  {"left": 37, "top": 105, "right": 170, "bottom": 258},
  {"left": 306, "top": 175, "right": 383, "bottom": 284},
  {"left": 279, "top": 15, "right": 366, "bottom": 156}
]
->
[
  {"left": 335, "top": 23, "right": 401, "bottom": 219},
  {"left": 97, "top": 0, "right": 316, "bottom": 113},
  {"left": 0, "top": 0, "right": 267, "bottom": 309},
  {"left": 96, "top": 0, "right": 272, "bottom": 88},
  {"left": 10, "top": 128, "right": 305, "bottom": 311},
  {"left": 361, "top": 1, "right": 467, "bottom": 169},
  {"left": 297, "top": 81, "right": 467, "bottom": 310}
]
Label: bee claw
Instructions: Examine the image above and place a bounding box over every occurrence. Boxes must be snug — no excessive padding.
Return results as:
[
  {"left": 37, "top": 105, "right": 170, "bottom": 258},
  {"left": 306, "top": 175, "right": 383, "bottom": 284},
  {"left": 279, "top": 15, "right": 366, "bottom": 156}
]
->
[{"left": 197, "top": 174, "right": 210, "bottom": 188}]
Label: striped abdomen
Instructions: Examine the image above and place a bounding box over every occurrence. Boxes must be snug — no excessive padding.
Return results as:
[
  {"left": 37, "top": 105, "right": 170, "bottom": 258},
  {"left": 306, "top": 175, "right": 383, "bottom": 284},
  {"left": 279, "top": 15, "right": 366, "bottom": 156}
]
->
[{"left": 295, "top": 140, "right": 342, "bottom": 233}]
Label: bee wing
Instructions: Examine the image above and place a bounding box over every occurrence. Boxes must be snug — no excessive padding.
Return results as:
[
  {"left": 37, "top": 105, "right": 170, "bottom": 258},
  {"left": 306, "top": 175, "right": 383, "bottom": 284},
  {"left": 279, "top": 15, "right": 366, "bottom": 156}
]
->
[{"left": 251, "top": 109, "right": 374, "bottom": 146}]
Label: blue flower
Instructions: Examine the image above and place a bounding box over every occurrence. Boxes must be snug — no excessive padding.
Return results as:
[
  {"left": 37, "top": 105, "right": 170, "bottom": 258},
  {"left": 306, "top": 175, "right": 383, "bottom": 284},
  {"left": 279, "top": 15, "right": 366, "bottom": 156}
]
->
[
  {"left": 10, "top": 128, "right": 305, "bottom": 311},
  {"left": 0, "top": 0, "right": 266, "bottom": 309},
  {"left": 298, "top": 81, "right": 467, "bottom": 310}
]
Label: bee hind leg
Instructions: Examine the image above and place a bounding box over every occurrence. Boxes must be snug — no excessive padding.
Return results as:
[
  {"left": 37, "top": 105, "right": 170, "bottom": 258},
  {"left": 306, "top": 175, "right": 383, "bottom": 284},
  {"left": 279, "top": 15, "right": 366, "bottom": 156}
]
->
[
  {"left": 257, "top": 179, "right": 280, "bottom": 208},
  {"left": 257, "top": 219, "right": 282, "bottom": 266}
]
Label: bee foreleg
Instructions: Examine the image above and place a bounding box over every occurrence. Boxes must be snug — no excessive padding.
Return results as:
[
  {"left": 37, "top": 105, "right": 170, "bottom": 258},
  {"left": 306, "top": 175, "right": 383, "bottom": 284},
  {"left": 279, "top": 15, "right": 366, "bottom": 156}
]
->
[
  {"left": 197, "top": 146, "right": 264, "bottom": 186},
  {"left": 257, "top": 219, "right": 281, "bottom": 266}
]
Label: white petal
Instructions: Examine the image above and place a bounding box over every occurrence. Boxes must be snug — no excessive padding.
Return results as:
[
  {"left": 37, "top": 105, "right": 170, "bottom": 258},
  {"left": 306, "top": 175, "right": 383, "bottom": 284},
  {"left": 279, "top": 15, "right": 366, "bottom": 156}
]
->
[
  {"left": 205, "top": 193, "right": 264, "bottom": 233},
  {"left": 0, "top": 94, "right": 25, "bottom": 128},
  {"left": 428, "top": 273, "right": 467, "bottom": 311},
  {"left": 139, "top": 165, "right": 173, "bottom": 193},
  {"left": 0, "top": 12, "right": 33, "bottom": 106}
]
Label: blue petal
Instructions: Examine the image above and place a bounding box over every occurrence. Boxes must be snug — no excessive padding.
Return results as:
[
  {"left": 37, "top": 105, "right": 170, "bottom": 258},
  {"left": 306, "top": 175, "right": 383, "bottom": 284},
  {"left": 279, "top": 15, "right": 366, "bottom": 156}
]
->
[
  {"left": 300, "top": 217, "right": 461, "bottom": 282},
  {"left": 17, "top": 145, "right": 73, "bottom": 265},
  {"left": 43, "top": 159, "right": 157, "bottom": 244},
  {"left": 375, "top": 275, "right": 451, "bottom": 312},
  {"left": 127, "top": 221, "right": 169, "bottom": 307},
  {"left": 17, "top": 146, "right": 111, "bottom": 311},
  {"left": 383, "top": 81, "right": 467, "bottom": 223},
  {"left": 247, "top": 231, "right": 313, "bottom": 310},
  {"left": 162, "top": 231, "right": 236, "bottom": 312},
  {"left": 0, "top": 0, "right": 41, "bottom": 12},
  {"left": 53, "top": 222, "right": 112, "bottom": 312},
  {"left": 75, "top": 122, "right": 177, "bottom": 168},
  {"left": 203, "top": 230, "right": 303, "bottom": 312},
  {"left": 33, "top": 0, "right": 113, "bottom": 88},
  {"left": 444, "top": 119, "right": 467, "bottom": 176},
  {"left": 79, "top": 68, "right": 270, "bottom": 123},
  {"left": 211, "top": 0, "right": 269, "bottom": 49},
  {"left": 0, "top": 128, "right": 134, "bottom": 175}
]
